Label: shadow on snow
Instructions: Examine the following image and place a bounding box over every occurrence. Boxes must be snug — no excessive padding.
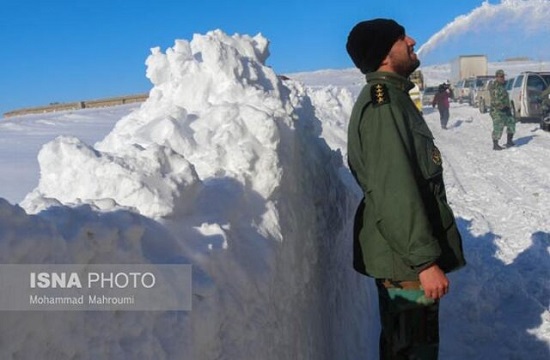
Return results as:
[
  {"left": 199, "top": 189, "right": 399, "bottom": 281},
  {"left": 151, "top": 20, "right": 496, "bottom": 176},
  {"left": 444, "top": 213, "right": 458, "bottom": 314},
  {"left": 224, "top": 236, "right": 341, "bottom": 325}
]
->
[{"left": 441, "top": 217, "right": 550, "bottom": 360}]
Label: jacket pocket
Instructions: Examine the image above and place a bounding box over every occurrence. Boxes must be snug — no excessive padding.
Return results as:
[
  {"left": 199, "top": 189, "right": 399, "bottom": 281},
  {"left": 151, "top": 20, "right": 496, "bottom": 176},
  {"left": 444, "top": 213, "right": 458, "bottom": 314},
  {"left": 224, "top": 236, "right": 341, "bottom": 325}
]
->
[
  {"left": 412, "top": 125, "right": 454, "bottom": 230},
  {"left": 411, "top": 125, "right": 443, "bottom": 180}
]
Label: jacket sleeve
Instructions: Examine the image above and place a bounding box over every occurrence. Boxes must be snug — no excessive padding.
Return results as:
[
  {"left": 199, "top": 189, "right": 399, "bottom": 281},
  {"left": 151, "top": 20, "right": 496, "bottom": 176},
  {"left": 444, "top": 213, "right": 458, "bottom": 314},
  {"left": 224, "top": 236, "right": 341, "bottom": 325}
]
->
[{"left": 360, "top": 101, "right": 441, "bottom": 271}]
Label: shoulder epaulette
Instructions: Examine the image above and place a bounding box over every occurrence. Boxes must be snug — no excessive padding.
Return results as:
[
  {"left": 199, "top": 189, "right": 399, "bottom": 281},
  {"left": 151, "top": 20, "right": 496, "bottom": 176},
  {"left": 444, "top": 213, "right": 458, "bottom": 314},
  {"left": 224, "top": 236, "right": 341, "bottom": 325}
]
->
[{"left": 371, "top": 83, "right": 390, "bottom": 106}]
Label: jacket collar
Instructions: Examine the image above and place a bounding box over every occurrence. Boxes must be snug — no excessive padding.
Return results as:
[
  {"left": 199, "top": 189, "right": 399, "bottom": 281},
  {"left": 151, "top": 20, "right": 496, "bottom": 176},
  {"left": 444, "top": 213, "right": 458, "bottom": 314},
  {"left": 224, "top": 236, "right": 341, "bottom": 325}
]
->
[{"left": 365, "top": 71, "right": 415, "bottom": 92}]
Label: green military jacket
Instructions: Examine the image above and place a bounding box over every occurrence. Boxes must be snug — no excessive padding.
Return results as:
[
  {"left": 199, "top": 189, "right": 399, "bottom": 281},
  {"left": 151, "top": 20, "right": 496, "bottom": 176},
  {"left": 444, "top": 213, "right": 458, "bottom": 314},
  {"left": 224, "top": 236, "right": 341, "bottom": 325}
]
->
[{"left": 348, "top": 71, "right": 466, "bottom": 281}]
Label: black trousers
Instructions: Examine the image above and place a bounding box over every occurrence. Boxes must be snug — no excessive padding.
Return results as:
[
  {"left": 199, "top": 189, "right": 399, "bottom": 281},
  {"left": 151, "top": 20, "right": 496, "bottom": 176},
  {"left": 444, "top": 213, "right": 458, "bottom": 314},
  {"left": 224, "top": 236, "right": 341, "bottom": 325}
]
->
[
  {"left": 438, "top": 107, "right": 449, "bottom": 128},
  {"left": 375, "top": 279, "right": 440, "bottom": 360}
]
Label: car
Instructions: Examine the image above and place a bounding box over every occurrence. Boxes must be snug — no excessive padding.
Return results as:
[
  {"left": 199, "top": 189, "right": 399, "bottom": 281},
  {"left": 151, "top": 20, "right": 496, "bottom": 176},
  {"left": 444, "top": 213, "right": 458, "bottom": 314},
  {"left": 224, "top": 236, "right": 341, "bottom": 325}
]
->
[
  {"left": 477, "top": 79, "right": 496, "bottom": 113},
  {"left": 509, "top": 71, "right": 550, "bottom": 121},
  {"left": 422, "top": 86, "right": 438, "bottom": 106},
  {"left": 454, "top": 77, "right": 476, "bottom": 103},
  {"left": 505, "top": 77, "right": 514, "bottom": 94},
  {"left": 469, "top": 76, "right": 495, "bottom": 107}
]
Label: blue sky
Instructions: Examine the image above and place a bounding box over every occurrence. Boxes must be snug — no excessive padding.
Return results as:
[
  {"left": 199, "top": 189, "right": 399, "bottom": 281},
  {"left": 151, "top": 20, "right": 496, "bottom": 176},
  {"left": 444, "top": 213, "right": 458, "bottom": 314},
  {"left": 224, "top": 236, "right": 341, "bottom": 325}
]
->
[{"left": 0, "top": 0, "right": 525, "bottom": 115}]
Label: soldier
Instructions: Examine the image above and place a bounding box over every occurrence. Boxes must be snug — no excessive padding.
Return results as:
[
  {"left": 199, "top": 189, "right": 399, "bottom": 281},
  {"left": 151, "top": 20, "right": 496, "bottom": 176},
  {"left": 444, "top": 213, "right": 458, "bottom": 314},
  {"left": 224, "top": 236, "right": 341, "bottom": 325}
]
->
[
  {"left": 346, "top": 19, "right": 466, "bottom": 359},
  {"left": 489, "top": 69, "right": 516, "bottom": 150}
]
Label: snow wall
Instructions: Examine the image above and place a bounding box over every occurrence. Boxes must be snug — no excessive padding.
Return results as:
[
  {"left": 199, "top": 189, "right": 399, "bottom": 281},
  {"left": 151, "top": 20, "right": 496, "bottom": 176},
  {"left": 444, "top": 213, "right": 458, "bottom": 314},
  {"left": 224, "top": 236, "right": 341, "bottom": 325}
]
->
[{"left": 0, "top": 30, "right": 377, "bottom": 359}]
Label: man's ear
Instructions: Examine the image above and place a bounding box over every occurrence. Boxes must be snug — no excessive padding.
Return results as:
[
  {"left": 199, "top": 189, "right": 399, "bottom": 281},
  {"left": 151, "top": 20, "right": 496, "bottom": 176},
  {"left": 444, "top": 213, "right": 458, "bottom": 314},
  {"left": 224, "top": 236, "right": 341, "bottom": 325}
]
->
[{"left": 377, "top": 54, "right": 391, "bottom": 71}]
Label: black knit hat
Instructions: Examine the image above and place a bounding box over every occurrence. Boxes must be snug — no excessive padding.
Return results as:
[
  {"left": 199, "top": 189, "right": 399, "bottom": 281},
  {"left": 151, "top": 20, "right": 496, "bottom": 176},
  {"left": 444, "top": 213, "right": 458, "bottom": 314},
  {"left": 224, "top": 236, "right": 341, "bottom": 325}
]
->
[{"left": 346, "top": 19, "right": 405, "bottom": 74}]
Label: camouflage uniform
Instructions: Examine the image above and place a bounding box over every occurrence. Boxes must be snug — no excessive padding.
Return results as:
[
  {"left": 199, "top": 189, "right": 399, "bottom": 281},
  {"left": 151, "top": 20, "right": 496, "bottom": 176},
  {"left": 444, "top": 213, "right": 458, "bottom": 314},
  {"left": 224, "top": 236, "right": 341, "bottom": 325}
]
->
[{"left": 489, "top": 76, "right": 515, "bottom": 142}]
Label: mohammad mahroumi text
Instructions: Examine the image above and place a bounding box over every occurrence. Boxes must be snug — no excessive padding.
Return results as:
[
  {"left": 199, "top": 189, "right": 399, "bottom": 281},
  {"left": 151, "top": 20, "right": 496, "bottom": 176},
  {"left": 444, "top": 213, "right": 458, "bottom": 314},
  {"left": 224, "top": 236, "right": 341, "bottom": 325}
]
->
[{"left": 0, "top": 264, "right": 192, "bottom": 311}]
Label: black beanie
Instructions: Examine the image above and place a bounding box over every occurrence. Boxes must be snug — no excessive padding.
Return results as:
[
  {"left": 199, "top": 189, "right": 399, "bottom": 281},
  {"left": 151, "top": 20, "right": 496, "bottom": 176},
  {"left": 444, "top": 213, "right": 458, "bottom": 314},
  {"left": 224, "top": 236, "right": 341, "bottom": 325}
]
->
[{"left": 346, "top": 19, "right": 405, "bottom": 74}]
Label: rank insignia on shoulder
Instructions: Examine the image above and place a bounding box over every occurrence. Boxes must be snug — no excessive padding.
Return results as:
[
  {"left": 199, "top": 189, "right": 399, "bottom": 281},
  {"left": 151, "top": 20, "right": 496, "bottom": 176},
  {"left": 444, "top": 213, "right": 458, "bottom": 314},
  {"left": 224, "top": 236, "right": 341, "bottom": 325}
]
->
[
  {"left": 371, "top": 83, "right": 390, "bottom": 106},
  {"left": 432, "top": 146, "right": 442, "bottom": 166}
]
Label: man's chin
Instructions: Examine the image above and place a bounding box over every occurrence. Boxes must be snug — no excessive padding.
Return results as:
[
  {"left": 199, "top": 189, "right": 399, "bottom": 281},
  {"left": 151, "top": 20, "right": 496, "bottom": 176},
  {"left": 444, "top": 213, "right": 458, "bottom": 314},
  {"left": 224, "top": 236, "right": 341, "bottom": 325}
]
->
[
  {"left": 411, "top": 57, "right": 420, "bottom": 70},
  {"left": 404, "top": 59, "right": 421, "bottom": 77}
]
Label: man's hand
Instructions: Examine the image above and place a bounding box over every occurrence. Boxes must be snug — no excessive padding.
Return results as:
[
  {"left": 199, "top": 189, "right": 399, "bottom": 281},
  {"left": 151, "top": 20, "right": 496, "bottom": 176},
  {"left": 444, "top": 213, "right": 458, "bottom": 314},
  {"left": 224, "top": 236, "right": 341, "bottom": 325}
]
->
[{"left": 419, "top": 264, "right": 449, "bottom": 300}]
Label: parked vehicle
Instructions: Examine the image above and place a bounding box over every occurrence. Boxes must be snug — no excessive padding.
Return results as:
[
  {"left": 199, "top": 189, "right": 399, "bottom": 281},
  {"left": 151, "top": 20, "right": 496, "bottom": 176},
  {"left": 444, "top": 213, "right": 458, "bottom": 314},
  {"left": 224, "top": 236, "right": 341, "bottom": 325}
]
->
[
  {"left": 450, "top": 55, "right": 488, "bottom": 85},
  {"left": 469, "top": 75, "right": 495, "bottom": 107},
  {"left": 454, "top": 77, "right": 475, "bottom": 103},
  {"left": 509, "top": 71, "right": 550, "bottom": 121},
  {"left": 505, "top": 77, "right": 514, "bottom": 93},
  {"left": 409, "top": 83, "right": 423, "bottom": 113},
  {"left": 477, "top": 79, "right": 495, "bottom": 113},
  {"left": 409, "top": 70, "right": 424, "bottom": 91},
  {"left": 422, "top": 86, "right": 438, "bottom": 106}
]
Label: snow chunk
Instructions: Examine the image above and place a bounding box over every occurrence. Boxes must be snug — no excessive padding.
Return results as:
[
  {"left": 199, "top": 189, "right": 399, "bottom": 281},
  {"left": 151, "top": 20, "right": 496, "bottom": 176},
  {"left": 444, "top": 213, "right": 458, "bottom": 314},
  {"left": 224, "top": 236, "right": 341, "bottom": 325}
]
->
[{"left": 22, "top": 136, "right": 201, "bottom": 218}]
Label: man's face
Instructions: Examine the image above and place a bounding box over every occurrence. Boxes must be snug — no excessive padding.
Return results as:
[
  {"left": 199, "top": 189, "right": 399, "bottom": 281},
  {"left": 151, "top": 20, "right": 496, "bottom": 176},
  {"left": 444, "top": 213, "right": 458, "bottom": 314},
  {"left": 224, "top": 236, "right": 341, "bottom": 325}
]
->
[
  {"left": 386, "top": 34, "right": 420, "bottom": 77},
  {"left": 497, "top": 73, "right": 506, "bottom": 83}
]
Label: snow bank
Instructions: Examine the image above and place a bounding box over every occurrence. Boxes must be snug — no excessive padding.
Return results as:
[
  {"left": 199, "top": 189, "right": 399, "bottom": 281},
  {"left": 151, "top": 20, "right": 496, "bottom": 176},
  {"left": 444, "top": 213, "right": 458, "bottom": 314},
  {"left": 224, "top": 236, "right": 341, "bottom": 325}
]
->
[{"left": 2, "top": 30, "right": 375, "bottom": 359}]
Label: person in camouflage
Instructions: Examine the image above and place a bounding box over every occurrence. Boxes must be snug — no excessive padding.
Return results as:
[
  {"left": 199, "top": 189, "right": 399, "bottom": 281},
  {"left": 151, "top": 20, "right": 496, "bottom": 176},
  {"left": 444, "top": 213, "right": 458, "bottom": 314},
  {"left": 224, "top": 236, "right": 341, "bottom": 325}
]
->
[{"left": 489, "top": 69, "right": 516, "bottom": 150}]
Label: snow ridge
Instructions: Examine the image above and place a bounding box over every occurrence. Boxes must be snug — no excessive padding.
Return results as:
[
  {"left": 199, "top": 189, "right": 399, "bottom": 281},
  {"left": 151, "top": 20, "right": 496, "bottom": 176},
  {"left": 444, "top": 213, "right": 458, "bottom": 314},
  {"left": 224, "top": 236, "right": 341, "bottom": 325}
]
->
[{"left": 2, "top": 30, "right": 373, "bottom": 359}]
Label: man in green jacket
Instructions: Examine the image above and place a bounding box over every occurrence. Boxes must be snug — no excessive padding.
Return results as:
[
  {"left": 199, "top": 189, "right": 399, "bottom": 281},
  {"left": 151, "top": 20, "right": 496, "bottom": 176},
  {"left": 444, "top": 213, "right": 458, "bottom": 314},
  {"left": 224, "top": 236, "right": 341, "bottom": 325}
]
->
[{"left": 346, "top": 19, "right": 466, "bottom": 359}]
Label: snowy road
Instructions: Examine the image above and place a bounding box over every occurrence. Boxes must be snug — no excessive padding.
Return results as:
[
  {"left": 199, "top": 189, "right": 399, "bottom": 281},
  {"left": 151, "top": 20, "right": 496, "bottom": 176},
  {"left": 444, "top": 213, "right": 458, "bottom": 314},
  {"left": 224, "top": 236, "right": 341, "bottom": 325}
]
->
[
  {"left": 421, "top": 103, "right": 550, "bottom": 358},
  {"left": 427, "top": 103, "right": 550, "bottom": 263}
]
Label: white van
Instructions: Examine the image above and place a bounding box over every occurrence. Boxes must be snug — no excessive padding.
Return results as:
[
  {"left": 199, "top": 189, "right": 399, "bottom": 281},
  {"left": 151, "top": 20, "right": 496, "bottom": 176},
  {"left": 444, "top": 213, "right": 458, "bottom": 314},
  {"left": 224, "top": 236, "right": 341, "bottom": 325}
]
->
[{"left": 509, "top": 72, "right": 550, "bottom": 121}]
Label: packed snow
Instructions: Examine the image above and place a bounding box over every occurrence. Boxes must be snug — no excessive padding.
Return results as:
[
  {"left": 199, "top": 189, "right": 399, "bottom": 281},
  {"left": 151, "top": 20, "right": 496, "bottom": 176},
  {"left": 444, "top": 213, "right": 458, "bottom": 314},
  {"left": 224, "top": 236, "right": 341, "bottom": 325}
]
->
[{"left": 0, "top": 29, "right": 549, "bottom": 359}]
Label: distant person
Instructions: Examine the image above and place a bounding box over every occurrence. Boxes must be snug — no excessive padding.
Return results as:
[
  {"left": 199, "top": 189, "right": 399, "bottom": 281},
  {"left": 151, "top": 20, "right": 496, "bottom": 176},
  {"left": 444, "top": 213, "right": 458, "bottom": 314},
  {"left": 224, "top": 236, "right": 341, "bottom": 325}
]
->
[
  {"left": 346, "top": 18, "right": 466, "bottom": 359},
  {"left": 432, "top": 83, "right": 453, "bottom": 129},
  {"left": 489, "top": 69, "right": 516, "bottom": 150}
]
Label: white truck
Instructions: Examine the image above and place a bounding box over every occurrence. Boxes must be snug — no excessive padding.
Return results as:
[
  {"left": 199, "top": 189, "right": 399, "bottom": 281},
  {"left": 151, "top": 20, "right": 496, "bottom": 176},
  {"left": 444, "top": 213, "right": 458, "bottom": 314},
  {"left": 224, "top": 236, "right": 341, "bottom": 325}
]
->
[
  {"left": 451, "top": 55, "right": 488, "bottom": 83},
  {"left": 451, "top": 55, "right": 488, "bottom": 103}
]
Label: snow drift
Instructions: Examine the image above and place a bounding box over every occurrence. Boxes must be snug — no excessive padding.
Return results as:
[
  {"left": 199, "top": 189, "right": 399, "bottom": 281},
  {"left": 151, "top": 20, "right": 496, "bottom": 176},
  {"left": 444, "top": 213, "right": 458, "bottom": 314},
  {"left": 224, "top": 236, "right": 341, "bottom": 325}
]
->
[{"left": 1, "top": 30, "right": 375, "bottom": 359}]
